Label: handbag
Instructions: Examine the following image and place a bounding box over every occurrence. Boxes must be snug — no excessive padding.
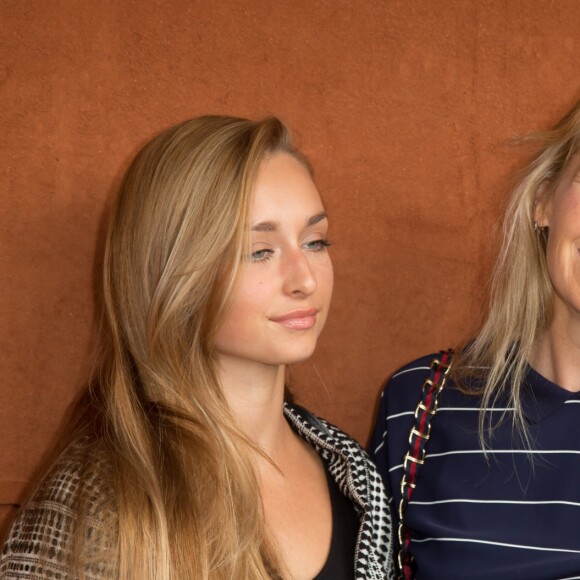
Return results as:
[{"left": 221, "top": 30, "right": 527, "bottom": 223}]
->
[{"left": 397, "top": 349, "right": 454, "bottom": 579}]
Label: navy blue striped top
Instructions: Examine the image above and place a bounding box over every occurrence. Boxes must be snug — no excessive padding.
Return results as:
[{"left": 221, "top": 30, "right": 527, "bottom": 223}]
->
[{"left": 370, "top": 353, "right": 580, "bottom": 580}]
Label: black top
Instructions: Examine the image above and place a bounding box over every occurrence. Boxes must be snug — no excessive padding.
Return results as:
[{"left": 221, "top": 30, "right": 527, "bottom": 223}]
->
[
  {"left": 371, "top": 352, "right": 580, "bottom": 580},
  {"left": 313, "top": 459, "right": 359, "bottom": 580}
]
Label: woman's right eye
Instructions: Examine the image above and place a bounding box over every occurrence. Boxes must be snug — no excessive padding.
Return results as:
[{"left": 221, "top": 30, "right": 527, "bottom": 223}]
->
[{"left": 250, "top": 248, "right": 274, "bottom": 262}]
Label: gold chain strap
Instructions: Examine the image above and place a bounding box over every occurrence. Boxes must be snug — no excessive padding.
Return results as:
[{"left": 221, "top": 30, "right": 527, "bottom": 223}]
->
[{"left": 397, "top": 350, "right": 454, "bottom": 579}]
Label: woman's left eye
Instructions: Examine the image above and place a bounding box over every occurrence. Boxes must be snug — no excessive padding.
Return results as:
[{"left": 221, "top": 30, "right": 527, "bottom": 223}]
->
[
  {"left": 304, "top": 239, "right": 332, "bottom": 252},
  {"left": 250, "top": 248, "right": 274, "bottom": 262}
]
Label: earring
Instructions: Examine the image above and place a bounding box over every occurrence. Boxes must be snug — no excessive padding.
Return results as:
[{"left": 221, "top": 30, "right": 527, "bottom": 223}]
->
[{"left": 534, "top": 222, "right": 548, "bottom": 238}]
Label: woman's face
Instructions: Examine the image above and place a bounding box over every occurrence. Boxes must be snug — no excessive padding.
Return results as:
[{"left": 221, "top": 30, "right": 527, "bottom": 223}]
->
[
  {"left": 535, "top": 153, "right": 580, "bottom": 321},
  {"left": 213, "top": 152, "right": 333, "bottom": 369}
]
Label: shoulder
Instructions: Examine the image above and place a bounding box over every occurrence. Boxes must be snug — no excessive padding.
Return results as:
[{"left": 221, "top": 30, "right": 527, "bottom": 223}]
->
[
  {"left": 370, "top": 351, "right": 457, "bottom": 461},
  {"left": 1, "top": 437, "right": 115, "bottom": 579},
  {"left": 22, "top": 436, "right": 112, "bottom": 521},
  {"left": 388, "top": 351, "right": 444, "bottom": 386},
  {"left": 381, "top": 352, "right": 444, "bottom": 412}
]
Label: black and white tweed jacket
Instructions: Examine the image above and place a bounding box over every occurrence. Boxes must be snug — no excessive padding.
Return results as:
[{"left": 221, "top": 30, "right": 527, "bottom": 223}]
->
[
  {"left": 1, "top": 404, "right": 394, "bottom": 579},
  {"left": 284, "top": 404, "right": 394, "bottom": 579}
]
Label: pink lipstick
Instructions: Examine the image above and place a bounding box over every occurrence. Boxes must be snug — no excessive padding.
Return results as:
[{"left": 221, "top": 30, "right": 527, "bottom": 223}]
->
[{"left": 270, "top": 308, "right": 318, "bottom": 330}]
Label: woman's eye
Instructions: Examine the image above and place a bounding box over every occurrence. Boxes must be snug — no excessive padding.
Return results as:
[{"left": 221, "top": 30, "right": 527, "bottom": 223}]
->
[
  {"left": 250, "top": 248, "right": 274, "bottom": 262},
  {"left": 304, "top": 239, "right": 332, "bottom": 252}
]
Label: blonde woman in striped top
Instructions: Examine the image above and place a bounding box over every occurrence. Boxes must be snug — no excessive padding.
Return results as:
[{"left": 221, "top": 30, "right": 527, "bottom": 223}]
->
[{"left": 372, "top": 98, "right": 580, "bottom": 579}]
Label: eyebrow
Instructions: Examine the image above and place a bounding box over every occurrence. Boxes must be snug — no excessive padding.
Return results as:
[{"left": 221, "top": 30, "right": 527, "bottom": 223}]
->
[
  {"left": 251, "top": 212, "right": 328, "bottom": 232},
  {"left": 307, "top": 212, "right": 328, "bottom": 227}
]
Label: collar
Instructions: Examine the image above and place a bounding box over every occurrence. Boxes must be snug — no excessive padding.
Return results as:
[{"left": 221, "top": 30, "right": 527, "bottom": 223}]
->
[
  {"left": 522, "top": 364, "right": 580, "bottom": 423},
  {"left": 282, "top": 403, "right": 395, "bottom": 579},
  {"left": 282, "top": 403, "right": 368, "bottom": 512},
  {"left": 282, "top": 403, "right": 355, "bottom": 464}
]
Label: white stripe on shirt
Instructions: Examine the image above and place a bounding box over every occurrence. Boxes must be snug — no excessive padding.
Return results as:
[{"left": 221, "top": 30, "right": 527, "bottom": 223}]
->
[
  {"left": 389, "top": 448, "right": 580, "bottom": 473},
  {"left": 391, "top": 364, "right": 490, "bottom": 380},
  {"left": 384, "top": 407, "right": 515, "bottom": 422},
  {"left": 411, "top": 499, "right": 580, "bottom": 508},
  {"left": 412, "top": 536, "right": 580, "bottom": 554},
  {"left": 391, "top": 366, "right": 431, "bottom": 379}
]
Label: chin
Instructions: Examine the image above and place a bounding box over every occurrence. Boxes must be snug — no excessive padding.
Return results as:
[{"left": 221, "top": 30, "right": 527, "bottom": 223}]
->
[
  {"left": 286, "top": 353, "right": 316, "bottom": 365},
  {"left": 270, "top": 345, "right": 318, "bottom": 366}
]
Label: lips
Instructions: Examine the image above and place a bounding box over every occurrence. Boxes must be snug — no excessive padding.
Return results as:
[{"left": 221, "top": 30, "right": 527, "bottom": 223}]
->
[{"left": 270, "top": 308, "right": 318, "bottom": 330}]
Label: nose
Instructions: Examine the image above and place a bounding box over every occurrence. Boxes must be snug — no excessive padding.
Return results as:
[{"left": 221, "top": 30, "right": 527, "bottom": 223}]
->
[{"left": 282, "top": 250, "right": 317, "bottom": 297}]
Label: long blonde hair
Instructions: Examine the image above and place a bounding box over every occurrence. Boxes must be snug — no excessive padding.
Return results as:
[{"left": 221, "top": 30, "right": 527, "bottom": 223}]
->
[
  {"left": 72, "top": 115, "right": 308, "bottom": 578},
  {"left": 455, "top": 99, "right": 580, "bottom": 447}
]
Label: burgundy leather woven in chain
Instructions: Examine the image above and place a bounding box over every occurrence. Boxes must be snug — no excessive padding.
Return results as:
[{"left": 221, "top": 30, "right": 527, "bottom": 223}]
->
[{"left": 397, "top": 349, "right": 454, "bottom": 579}]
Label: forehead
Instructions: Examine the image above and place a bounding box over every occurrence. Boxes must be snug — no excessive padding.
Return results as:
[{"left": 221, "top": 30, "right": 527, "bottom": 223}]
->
[{"left": 251, "top": 153, "right": 323, "bottom": 219}]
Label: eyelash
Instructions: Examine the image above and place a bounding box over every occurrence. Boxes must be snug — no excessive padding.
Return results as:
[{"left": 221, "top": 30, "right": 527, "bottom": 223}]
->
[
  {"left": 305, "top": 239, "right": 332, "bottom": 252},
  {"left": 250, "top": 249, "right": 275, "bottom": 263},
  {"left": 250, "top": 239, "right": 332, "bottom": 263}
]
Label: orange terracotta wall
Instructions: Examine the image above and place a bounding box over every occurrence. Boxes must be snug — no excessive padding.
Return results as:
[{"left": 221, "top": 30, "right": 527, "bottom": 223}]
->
[{"left": 1, "top": 0, "right": 579, "bottom": 536}]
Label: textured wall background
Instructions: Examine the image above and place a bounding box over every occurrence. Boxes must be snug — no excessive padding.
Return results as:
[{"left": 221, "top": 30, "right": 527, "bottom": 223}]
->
[{"left": 1, "top": 0, "right": 579, "bottom": 537}]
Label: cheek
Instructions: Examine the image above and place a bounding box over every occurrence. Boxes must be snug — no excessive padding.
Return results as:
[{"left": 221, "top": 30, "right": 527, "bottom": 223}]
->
[
  {"left": 545, "top": 233, "right": 565, "bottom": 283},
  {"left": 213, "top": 304, "right": 256, "bottom": 354},
  {"left": 318, "top": 258, "right": 334, "bottom": 298},
  {"left": 544, "top": 229, "right": 580, "bottom": 307},
  {"left": 315, "top": 258, "right": 334, "bottom": 328},
  {"left": 214, "top": 278, "right": 272, "bottom": 341}
]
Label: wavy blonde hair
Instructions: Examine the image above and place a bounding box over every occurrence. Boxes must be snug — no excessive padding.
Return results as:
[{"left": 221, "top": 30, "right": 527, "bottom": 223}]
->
[
  {"left": 455, "top": 99, "right": 580, "bottom": 447},
  {"left": 70, "top": 115, "right": 309, "bottom": 578}
]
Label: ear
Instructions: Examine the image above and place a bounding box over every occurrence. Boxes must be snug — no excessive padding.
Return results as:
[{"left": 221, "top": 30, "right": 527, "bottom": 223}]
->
[{"left": 533, "top": 182, "right": 552, "bottom": 228}]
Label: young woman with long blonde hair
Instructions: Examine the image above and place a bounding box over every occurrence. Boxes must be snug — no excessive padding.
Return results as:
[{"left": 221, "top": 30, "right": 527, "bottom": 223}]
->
[
  {"left": 371, "top": 99, "right": 580, "bottom": 579},
  {"left": 1, "top": 116, "right": 393, "bottom": 579}
]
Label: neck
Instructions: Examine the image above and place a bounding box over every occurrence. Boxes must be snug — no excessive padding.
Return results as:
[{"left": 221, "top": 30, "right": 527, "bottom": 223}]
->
[
  {"left": 530, "top": 302, "right": 580, "bottom": 392},
  {"left": 216, "top": 355, "right": 293, "bottom": 457}
]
